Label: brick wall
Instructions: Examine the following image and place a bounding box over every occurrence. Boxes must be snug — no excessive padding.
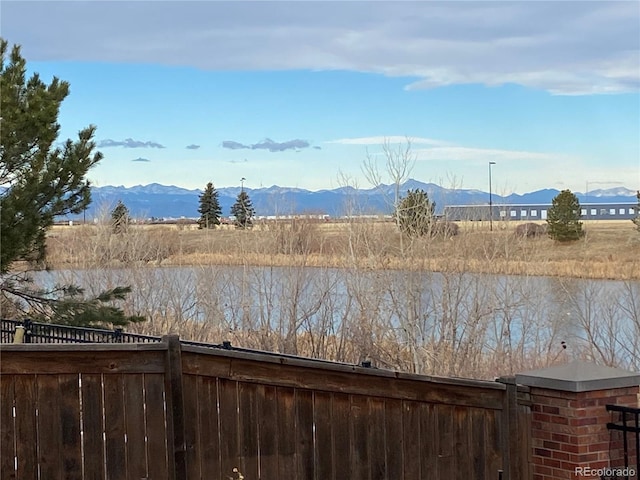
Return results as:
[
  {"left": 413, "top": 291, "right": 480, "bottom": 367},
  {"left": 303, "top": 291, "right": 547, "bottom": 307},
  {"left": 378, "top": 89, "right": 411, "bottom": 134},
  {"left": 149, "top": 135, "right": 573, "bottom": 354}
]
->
[{"left": 530, "top": 386, "right": 639, "bottom": 480}]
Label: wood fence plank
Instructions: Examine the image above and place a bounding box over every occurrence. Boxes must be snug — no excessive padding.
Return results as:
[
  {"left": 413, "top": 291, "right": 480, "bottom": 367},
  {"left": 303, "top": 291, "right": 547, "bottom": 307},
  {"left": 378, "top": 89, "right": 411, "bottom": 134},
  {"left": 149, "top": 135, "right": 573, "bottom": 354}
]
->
[
  {"left": 180, "top": 351, "right": 231, "bottom": 378},
  {"left": 58, "top": 374, "right": 82, "bottom": 480},
  {"left": 402, "top": 400, "right": 421, "bottom": 480},
  {"left": 257, "top": 384, "right": 278, "bottom": 480},
  {"left": 517, "top": 402, "right": 532, "bottom": 480},
  {"left": 368, "top": 398, "right": 386, "bottom": 480},
  {"left": 350, "top": 395, "right": 369, "bottom": 480},
  {"left": 485, "top": 409, "right": 503, "bottom": 479},
  {"left": 313, "top": 391, "right": 333, "bottom": 480},
  {"left": 219, "top": 378, "right": 240, "bottom": 480},
  {"left": 454, "top": 406, "right": 471, "bottom": 480},
  {"left": 0, "top": 350, "right": 165, "bottom": 375},
  {"left": 182, "top": 374, "right": 201, "bottom": 479},
  {"left": 164, "top": 335, "right": 186, "bottom": 480},
  {"left": 470, "top": 409, "right": 487, "bottom": 479},
  {"left": 0, "top": 375, "right": 16, "bottom": 480},
  {"left": 103, "top": 374, "right": 126, "bottom": 480},
  {"left": 36, "top": 374, "right": 63, "bottom": 479},
  {"left": 223, "top": 358, "right": 505, "bottom": 409},
  {"left": 81, "top": 374, "right": 105, "bottom": 480},
  {"left": 144, "top": 373, "right": 169, "bottom": 480},
  {"left": 331, "top": 393, "right": 350, "bottom": 478},
  {"left": 295, "top": 389, "right": 314, "bottom": 480},
  {"left": 198, "top": 376, "right": 221, "bottom": 479},
  {"left": 420, "top": 402, "right": 438, "bottom": 477},
  {"left": 384, "top": 399, "right": 403, "bottom": 480},
  {"left": 437, "top": 404, "right": 455, "bottom": 476},
  {"left": 238, "top": 382, "right": 259, "bottom": 480},
  {"left": 123, "top": 374, "right": 147, "bottom": 480},
  {"left": 14, "top": 375, "right": 38, "bottom": 480},
  {"left": 277, "top": 386, "right": 296, "bottom": 479}
]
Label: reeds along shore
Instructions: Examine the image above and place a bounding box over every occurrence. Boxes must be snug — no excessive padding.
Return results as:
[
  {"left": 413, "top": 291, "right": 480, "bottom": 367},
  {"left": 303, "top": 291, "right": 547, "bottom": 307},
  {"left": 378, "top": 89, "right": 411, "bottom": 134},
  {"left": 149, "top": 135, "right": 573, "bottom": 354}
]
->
[{"left": 46, "top": 219, "right": 640, "bottom": 280}]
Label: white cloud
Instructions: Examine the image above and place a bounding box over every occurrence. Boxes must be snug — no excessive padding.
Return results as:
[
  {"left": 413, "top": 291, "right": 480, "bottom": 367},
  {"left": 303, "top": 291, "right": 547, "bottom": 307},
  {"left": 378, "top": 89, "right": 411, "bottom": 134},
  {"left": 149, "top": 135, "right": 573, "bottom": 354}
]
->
[
  {"left": 329, "top": 137, "right": 578, "bottom": 164},
  {"left": 412, "top": 146, "right": 578, "bottom": 164},
  {"left": 327, "top": 136, "right": 450, "bottom": 146},
  {"left": 3, "top": 1, "right": 638, "bottom": 95}
]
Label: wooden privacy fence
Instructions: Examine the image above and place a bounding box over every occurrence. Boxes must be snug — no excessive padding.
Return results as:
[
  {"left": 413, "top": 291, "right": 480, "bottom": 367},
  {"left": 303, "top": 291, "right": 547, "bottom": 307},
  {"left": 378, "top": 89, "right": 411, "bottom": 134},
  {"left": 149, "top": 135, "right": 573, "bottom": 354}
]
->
[{"left": 0, "top": 336, "right": 531, "bottom": 480}]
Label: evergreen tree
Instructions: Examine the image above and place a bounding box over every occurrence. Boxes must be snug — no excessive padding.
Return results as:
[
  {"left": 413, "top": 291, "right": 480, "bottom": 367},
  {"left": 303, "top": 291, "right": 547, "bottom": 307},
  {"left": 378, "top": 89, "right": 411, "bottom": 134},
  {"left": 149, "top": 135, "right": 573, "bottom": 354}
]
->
[
  {"left": 0, "top": 39, "right": 143, "bottom": 327},
  {"left": 546, "top": 189, "right": 584, "bottom": 242},
  {"left": 0, "top": 40, "right": 102, "bottom": 271},
  {"left": 197, "top": 182, "right": 222, "bottom": 229},
  {"left": 111, "top": 200, "right": 130, "bottom": 233},
  {"left": 231, "top": 191, "right": 255, "bottom": 229},
  {"left": 633, "top": 190, "right": 640, "bottom": 232},
  {"left": 395, "top": 189, "right": 436, "bottom": 237}
]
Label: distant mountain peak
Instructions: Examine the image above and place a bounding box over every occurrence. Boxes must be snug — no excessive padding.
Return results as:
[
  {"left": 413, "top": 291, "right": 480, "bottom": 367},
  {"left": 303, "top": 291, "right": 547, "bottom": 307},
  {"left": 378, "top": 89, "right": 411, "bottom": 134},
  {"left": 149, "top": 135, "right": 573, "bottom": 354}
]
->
[
  {"left": 584, "top": 187, "right": 636, "bottom": 198},
  {"left": 69, "top": 182, "right": 637, "bottom": 220}
]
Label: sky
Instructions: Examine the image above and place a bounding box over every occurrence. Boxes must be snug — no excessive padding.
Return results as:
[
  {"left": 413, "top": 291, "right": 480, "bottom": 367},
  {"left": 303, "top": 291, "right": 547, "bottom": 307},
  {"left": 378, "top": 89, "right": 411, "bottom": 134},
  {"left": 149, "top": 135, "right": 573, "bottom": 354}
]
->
[{"left": 2, "top": 0, "right": 639, "bottom": 194}]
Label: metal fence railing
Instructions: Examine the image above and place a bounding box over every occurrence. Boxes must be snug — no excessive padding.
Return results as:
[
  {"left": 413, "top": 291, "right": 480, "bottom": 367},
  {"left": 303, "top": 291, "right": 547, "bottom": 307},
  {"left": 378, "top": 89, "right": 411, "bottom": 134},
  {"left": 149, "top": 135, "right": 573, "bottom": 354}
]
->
[
  {"left": 0, "top": 318, "right": 161, "bottom": 344},
  {"left": 607, "top": 404, "right": 640, "bottom": 480},
  {"left": 0, "top": 318, "right": 364, "bottom": 367}
]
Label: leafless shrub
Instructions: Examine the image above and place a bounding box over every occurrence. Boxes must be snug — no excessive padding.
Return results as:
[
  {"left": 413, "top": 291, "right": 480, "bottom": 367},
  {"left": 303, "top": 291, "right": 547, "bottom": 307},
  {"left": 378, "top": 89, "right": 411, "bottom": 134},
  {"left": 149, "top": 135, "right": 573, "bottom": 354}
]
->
[
  {"left": 559, "top": 279, "right": 640, "bottom": 371},
  {"left": 431, "top": 221, "right": 459, "bottom": 237},
  {"left": 514, "top": 222, "right": 548, "bottom": 238},
  {"left": 270, "top": 218, "right": 321, "bottom": 255}
]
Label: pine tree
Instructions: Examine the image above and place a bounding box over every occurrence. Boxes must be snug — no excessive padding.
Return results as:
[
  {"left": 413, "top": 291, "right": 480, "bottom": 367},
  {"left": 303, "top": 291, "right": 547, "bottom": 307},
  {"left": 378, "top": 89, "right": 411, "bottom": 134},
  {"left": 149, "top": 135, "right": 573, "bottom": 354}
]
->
[
  {"left": 632, "top": 190, "right": 640, "bottom": 232},
  {"left": 0, "top": 40, "right": 102, "bottom": 271},
  {"left": 231, "top": 191, "right": 255, "bottom": 229},
  {"left": 198, "top": 182, "right": 222, "bottom": 229},
  {"left": 0, "top": 39, "right": 143, "bottom": 327},
  {"left": 395, "top": 189, "right": 436, "bottom": 237},
  {"left": 546, "top": 189, "right": 584, "bottom": 242},
  {"left": 111, "top": 200, "right": 130, "bottom": 233}
]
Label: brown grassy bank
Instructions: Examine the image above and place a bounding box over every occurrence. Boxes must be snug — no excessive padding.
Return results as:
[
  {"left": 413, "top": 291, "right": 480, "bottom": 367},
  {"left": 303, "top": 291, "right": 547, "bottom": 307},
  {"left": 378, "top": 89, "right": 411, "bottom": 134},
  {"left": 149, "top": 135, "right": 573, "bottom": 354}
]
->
[{"left": 46, "top": 219, "right": 640, "bottom": 280}]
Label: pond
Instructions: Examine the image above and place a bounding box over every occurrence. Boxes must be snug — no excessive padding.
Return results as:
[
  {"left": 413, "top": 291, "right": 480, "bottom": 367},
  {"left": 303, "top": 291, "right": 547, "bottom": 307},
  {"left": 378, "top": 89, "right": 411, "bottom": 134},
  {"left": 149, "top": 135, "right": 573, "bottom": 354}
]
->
[{"left": 31, "top": 265, "right": 640, "bottom": 373}]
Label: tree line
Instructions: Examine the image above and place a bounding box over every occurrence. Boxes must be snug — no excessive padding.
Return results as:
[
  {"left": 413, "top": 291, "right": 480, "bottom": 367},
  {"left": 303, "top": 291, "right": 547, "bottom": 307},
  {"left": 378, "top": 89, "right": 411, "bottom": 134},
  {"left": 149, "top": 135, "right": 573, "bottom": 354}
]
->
[
  {"left": 109, "top": 182, "right": 256, "bottom": 230},
  {"left": 112, "top": 183, "right": 607, "bottom": 244},
  {"left": 196, "top": 181, "right": 255, "bottom": 230}
]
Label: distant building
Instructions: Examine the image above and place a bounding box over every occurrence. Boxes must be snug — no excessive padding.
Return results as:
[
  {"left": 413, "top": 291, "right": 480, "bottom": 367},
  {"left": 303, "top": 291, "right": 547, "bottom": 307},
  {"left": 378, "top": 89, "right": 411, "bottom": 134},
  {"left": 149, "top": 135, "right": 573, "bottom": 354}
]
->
[{"left": 443, "top": 203, "right": 637, "bottom": 221}]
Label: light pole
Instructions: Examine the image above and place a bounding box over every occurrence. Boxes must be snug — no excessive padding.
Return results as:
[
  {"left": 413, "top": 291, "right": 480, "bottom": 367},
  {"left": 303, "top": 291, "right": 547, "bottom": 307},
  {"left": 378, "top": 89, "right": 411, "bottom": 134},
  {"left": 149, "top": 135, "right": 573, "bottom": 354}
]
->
[
  {"left": 489, "top": 162, "right": 496, "bottom": 231},
  {"left": 585, "top": 181, "right": 589, "bottom": 219},
  {"left": 240, "top": 177, "right": 246, "bottom": 193}
]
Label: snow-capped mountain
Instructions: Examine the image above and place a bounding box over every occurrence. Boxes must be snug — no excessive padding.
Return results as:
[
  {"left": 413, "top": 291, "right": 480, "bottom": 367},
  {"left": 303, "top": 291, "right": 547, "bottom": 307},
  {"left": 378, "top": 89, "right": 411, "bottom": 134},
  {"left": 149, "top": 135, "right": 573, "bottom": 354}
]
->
[
  {"left": 70, "top": 182, "right": 637, "bottom": 220},
  {"left": 585, "top": 187, "right": 636, "bottom": 198}
]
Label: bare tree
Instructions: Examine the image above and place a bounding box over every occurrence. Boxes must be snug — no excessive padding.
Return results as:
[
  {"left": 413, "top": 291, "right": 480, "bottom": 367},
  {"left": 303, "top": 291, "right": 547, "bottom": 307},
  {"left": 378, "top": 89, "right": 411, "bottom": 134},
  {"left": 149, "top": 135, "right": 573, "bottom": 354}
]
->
[{"left": 362, "top": 137, "right": 417, "bottom": 254}]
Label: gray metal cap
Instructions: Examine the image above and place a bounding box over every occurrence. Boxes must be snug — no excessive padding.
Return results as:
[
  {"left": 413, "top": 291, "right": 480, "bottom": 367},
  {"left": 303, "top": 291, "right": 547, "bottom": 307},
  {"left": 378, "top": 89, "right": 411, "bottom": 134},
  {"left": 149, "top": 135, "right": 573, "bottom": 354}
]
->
[{"left": 515, "top": 361, "right": 640, "bottom": 392}]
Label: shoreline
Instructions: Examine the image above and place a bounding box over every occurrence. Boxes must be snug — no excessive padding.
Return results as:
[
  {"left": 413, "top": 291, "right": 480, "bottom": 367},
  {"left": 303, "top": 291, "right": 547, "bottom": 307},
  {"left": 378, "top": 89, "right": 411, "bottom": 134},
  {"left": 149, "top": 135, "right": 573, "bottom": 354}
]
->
[{"left": 44, "top": 220, "right": 640, "bottom": 281}]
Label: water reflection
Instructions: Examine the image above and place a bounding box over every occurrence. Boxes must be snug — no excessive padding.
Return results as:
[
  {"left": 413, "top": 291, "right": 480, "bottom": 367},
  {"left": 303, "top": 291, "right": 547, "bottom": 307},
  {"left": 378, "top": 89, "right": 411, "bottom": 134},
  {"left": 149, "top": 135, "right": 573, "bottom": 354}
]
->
[{"left": 31, "top": 266, "right": 640, "bottom": 374}]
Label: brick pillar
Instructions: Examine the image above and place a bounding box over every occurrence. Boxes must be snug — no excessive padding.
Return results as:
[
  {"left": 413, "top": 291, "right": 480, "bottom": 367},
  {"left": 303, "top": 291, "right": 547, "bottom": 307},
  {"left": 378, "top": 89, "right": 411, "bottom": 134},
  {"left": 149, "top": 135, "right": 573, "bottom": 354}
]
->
[{"left": 516, "top": 362, "right": 640, "bottom": 480}]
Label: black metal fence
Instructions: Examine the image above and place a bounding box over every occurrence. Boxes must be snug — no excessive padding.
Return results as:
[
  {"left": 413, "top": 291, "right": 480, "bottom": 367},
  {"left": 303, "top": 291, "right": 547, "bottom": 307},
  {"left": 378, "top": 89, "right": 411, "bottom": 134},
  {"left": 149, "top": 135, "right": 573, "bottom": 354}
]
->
[
  {"left": 607, "top": 404, "right": 640, "bottom": 480},
  {"left": 0, "top": 318, "right": 161, "bottom": 344},
  {"left": 0, "top": 318, "right": 354, "bottom": 367}
]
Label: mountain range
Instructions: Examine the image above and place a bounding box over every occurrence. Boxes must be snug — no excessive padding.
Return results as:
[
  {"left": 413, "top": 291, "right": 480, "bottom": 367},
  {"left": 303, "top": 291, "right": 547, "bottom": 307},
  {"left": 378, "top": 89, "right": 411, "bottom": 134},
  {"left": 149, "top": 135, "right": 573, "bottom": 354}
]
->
[{"left": 71, "top": 181, "right": 637, "bottom": 220}]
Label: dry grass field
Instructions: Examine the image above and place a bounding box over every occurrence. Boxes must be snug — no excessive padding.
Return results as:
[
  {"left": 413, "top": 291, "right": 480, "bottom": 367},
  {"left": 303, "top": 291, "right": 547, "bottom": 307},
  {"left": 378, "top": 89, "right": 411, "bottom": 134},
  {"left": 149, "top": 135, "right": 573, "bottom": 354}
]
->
[{"left": 47, "top": 218, "right": 640, "bottom": 280}]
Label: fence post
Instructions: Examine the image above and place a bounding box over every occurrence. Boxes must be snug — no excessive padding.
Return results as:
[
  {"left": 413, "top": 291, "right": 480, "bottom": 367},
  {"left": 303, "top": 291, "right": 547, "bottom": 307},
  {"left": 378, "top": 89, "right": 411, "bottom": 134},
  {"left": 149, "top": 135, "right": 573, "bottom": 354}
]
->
[
  {"left": 497, "top": 376, "right": 532, "bottom": 480},
  {"left": 499, "top": 377, "right": 515, "bottom": 480},
  {"left": 12, "top": 325, "right": 25, "bottom": 343},
  {"left": 163, "top": 334, "right": 187, "bottom": 480},
  {"left": 23, "top": 319, "right": 32, "bottom": 343},
  {"left": 516, "top": 361, "right": 640, "bottom": 480}
]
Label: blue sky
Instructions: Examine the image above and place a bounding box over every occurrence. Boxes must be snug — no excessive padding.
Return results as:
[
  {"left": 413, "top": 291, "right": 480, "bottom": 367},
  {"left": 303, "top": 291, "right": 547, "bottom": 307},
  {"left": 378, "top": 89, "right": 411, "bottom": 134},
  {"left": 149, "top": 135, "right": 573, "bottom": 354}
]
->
[{"left": 3, "top": 1, "right": 639, "bottom": 194}]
